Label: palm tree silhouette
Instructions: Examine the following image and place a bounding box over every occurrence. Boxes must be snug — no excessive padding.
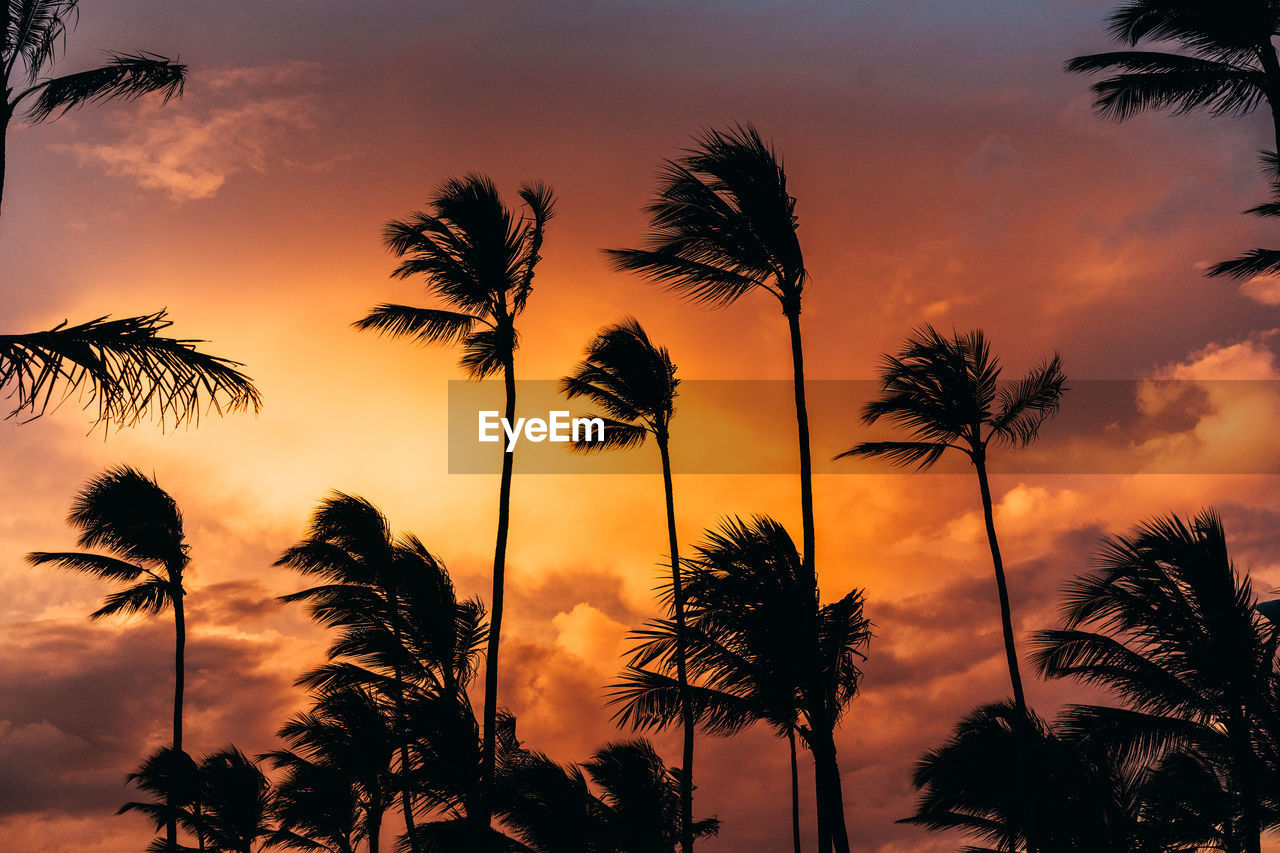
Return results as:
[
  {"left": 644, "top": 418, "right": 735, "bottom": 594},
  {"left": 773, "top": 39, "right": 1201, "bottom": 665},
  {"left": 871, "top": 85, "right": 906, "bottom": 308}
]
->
[
  {"left": 118, "top": 746, "right": 203, "bottom": 852},
  {"left": 186, "top": 747, "right": 274, "bottom": 853},
  {"left": 0, "top": 0, "right": 186, "bottom": 213},
  {"left": 560, "top": 317, "right": 698, "bottom": 852},
  {"left": 268, "top": 686, "right": 398, "bottom": 853},
  {"left": 355, "top": 176, "right": 554, "bottom": 834},
  {"left": 1068, "top": 2, "right": 1280, "bottom": 162},
  {"left": 902, "top": 700, "right": 1155, "bottom": 852},
  {"left": 495, "top": 738, "right": 718, "bottom": 853},
  {"left": 269, "top": 757, "right": 363, "bottom": 853},
  {"left": 837, "top": 325, "right": 1065, "bottom": 719},
  {"left": 0, "top": 310, "right": 261, "bottom": 429},
  {"left": 604, "top": 124, "right": 818, "bottom": 601},
  {"left": 28, "top": 466, "right": 193, "bottom": 852},
  {"left": 277, "top": 493, "right": 488, "bottom": 852},
  {"left": 1032, "top": 510, "right": 1280, "bottom": 853},
  {"left": 613, "top": 516, "right": 870, "bottom": 853}
]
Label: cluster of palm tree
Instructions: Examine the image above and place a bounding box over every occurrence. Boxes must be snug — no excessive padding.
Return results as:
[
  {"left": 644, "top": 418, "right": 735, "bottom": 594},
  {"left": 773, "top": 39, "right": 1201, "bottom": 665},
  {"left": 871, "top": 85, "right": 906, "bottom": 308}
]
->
[
  {"left": 904, "top": 510, "right": 1280, "bottom": 853},
  {"left": 23, "top": 2, "right": 1280, "bottom": 850}
]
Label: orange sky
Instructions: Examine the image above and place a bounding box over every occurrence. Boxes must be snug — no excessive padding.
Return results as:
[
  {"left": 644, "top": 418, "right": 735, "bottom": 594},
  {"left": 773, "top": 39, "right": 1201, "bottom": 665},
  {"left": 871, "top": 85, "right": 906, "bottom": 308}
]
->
[{"left": 5, "top": 2, "right": 1280, "bottom": 851}]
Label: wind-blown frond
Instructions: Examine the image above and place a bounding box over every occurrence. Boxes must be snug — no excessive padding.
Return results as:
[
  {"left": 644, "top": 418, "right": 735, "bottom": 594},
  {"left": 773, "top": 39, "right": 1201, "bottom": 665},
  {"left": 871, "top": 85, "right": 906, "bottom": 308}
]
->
[
  {"left": 25, "top": 549, "right": 145, "bottom": 582},
  {"left": 0, "top": 310, "right": 261, "bottom": 429},
  {"left": 20, "top": 50, "right": 185, "bottom": 122},
  {"left": 835, "top": 440, "right": 953, "bottom": 470},
  {"left": 605, "top": 122, "right": 805, "bottom": 312},
  {"left": 1206, "top": 248, "right": 1280, "bottom": 279},
  {"left": 352, "top": 305, "right": 483, "bottom": 345}
]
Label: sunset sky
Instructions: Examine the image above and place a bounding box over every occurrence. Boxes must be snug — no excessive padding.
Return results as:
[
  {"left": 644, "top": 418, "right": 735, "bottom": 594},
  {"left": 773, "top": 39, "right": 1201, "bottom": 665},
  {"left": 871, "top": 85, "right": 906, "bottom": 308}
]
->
[{"left": 6, "top": 1, "right": 1280, "bottom": 850}]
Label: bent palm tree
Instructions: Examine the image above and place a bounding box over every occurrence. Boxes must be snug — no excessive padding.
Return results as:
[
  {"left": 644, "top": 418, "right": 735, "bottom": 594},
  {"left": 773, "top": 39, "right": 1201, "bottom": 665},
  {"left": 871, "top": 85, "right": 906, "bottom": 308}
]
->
[
  {"left": 1068, "top": 1, "right": 1280, "bottom": 163},
  {"left": 605, "top": 124, "right": 817, "bottom": 598},
  {"left": 118, "top": 746, "right": 203, "bottom": 852},
  {"left": 277, "top": 493, "right": 488, "bottom": 852},
  {"left": 268, "top": 686, "right": 398, "bottom": 853},
  {"left": 561, "top": 317, "right": 698, "bottom": 852},
  {"left": 1, "top": 0, "right": 186, "bottom": 213},
  {"left": 28, "top": 467, "right": 193, "bottom": 852},
  {"left": 0, "top": 310, "right": 261, "bottom": 429},
  {"left": 355, "top": 176, "right": 554, "bottom": 835},
  {"left": 613, "top": 517, "right": 870, "bottom": 853},
  {"left": 188, "top": 746, "right": 274, "bottom": 853},
  {"left": 837, "top": 326, "right": 1065, "bottom": 718},
  {"left": 1032, "top": 510, "right": 1280, "bottom": 853}
]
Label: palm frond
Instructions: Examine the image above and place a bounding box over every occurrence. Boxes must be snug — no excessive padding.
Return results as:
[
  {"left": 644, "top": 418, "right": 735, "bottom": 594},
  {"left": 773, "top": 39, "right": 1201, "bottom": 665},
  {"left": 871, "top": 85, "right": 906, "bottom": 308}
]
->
[
  {"left": 26, "top": 549, "right": 146, "bottom": 581},
  {"left": 20, "top": 50, "right": 185, "bottom": 123},
  {"left": 352, "top": 305, "right": 483, "bottom": 345},
  {"left": 91, "top": 576, "right": 172, "bottom": 618},
  {"left": 6, "top": 0, "right": 78, "bottom": 83},
  {"left": 988, "top": 353, "right": 1066, "bottom": 447},
  {"left": 1205, "top": 248, "right": 1280, "bottom": 279},
  {"left": 0, "top": 310, "right": 261, "bottom": 429},
  {"left": 835, "top": 440, "right": 954, "bottom": 470}
]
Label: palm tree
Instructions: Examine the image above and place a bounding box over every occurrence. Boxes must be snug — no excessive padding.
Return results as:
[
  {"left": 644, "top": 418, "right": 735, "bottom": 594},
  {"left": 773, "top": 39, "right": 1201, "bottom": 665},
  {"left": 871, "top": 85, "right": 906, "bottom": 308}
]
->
[
  {"left": 268, "top": 686, "right": 398, "bottom": 853},
  {"left": 837, "top": 325, "right": 1065, "bottom": 719},
  {"left": 118, "top": 746, "right": 203, "bottom": 852},
  {"left": 1031, "top": 510, "right": 1280, "bottom": 853},
  {"left": 902, "top": 701, "right": 1156, "bottom": 852},
  {"left": 613, "top": 516, "right": 870, "bottom": 853},
  {"left": 355, "top": 176, "right": 554, "bottom": 833},
  {"left": 495, "top": 739, "right": 719, "bottom": 853},
  {"left": 560, "top": 317, "right": 698, "bottom": 852},
  {"left": 604, "top": 124, "right": 817, "bottom": 602},
  {"left": 269, "top": 758, "right": 363, "bottom": 853},
  {"left": 276, "top": 493, "right": 488, "bottom": 852},
  {"left": 1067, "top": 1, "right": 1280, "bottom": 163},
  {"left": 28, "top": 466, "right": 192, "bottom": 852},
  {"left": 0, "top": 309, "right": 261, "bottom": 428},
  {"left": 188, "top": 747, "right": 275, "bottom": 853},
  {"left": 0, "top": 0, "right": 186, "bottom": 213}
]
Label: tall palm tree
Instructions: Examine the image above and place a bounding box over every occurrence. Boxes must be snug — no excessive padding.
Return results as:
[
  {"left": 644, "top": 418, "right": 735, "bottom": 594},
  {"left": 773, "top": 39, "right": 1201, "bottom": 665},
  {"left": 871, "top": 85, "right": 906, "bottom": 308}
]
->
[
  {"left": 1032, "top": 510, "right": 1280, "bottom": 853},
  {"left": 1, "top": 0, "right": 186, "bottom": 213},
  {"left": 837, "top": 325, "right": 1065, "bottom": 719},
  {"left": 277, "top": 493, "right": 488, "bottom": 852},
  {"left": 355, "top": 176, "right": 554, "bottom": 834},
  {"left": 1067, "top": 1, "right": 1280, "bottom": 163},
  {"left": 28, "top": 466, "right": 192, "bottom": 852},
  {"left": 613, "top": 516, "right": 870, "bottom": 853},
  {"left": 604, "top": 124, "right": 817, "bottom": 598},
  {"left": 560, "top": 317, "right": 698, "bottom": 852},
  {"left": 1, "top": 309, "right": 261, "bottom": 428}
]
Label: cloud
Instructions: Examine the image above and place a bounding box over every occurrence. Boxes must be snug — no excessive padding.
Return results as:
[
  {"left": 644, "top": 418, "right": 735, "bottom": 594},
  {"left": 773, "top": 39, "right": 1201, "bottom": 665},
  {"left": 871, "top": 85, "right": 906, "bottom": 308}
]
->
[{"left": 52, "top": 62, "right": 324, "bottom": 200}]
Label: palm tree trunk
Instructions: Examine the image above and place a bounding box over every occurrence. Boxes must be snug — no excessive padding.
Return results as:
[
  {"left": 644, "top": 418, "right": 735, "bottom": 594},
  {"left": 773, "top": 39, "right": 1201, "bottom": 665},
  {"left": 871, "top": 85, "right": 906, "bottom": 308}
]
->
[
  {"left": 1231, "top": 705, "right": 1262, "bottom": 853},
  {"left": 659, "top": 436, "right": 695, "bottom": 853},
  {"left": 973, "top": 455, "right": 1039, "bottom": 853},
  {"left": 368, "top": 806, "right": 382, "bottom": 853},
  {"left": 973, "top": 455, "right": 1026, "bottom": 714},
  {"left": 386, "top": 607, "right": 421, "bottom": 853},
  {"left": 1258, "top": 44, "right": 1280, "bottom": 165},
  {"left": 807, "top": 721, "right": 850, "bottom": 853},
  {"left": 788, "top": 727, "right": 802, "bottom": 853},
  {"left": 0, "top": 104, "right": 9, "bottom": 217},
  {"left": 784, "top": 309, "right": 816, "bottom": 585},
  {"left": 479, "top": 352, "right": 517, "bottom": 837},
  {"left": 170, "top": 584, "right": 185, "bottom": 853}
]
